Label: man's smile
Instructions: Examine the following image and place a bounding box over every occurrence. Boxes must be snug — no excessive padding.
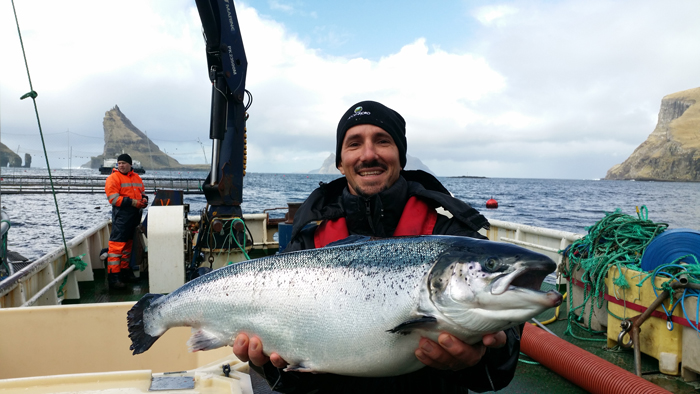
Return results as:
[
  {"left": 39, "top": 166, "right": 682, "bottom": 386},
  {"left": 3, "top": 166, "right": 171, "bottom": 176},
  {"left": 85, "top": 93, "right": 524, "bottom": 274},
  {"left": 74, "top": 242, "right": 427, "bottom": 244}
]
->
[{"left": 358, "top": 170, "right": 384, "bottom": 176}]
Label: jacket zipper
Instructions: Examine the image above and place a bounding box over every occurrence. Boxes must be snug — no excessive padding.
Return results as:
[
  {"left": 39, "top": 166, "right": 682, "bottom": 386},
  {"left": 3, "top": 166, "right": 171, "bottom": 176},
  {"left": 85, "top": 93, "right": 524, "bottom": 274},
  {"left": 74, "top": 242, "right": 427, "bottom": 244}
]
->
[{"left": 365, "top": 199, "right": 375, "bottom": 233}]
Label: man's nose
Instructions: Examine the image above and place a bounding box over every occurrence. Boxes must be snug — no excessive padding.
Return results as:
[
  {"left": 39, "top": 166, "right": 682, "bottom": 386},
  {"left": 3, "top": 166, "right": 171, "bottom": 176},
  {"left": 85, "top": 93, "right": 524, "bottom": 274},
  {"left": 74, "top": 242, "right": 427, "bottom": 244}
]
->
[{"left": 359, "top": 142, "right": 378, "bottom": 161}]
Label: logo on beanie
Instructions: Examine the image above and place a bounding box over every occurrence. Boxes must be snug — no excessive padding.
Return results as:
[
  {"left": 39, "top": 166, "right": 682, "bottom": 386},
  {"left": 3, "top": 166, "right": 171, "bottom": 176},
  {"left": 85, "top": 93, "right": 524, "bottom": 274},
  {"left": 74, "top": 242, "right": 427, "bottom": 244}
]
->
[{"left": 348, "top": 106, "right": 370, "bottom": 120}]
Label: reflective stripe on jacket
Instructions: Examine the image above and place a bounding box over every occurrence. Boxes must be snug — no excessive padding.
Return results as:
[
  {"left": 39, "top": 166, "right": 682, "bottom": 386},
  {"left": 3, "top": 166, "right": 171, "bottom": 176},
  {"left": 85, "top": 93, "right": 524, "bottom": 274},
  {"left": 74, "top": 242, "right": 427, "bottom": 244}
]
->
[
  {"left": 313, "top": 196, "right": 437, "bottom": 248},
  {"left": 105, "top": 168, "right": 145, "bottom": 207}
]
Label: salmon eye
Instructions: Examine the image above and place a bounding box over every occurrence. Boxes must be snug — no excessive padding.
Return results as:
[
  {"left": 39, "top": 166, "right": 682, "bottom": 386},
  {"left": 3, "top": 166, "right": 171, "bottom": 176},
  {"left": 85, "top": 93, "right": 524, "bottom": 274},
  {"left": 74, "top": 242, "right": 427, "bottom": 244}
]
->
[{"left": 484, "top": 257, "right": 502, "bottom": 272}]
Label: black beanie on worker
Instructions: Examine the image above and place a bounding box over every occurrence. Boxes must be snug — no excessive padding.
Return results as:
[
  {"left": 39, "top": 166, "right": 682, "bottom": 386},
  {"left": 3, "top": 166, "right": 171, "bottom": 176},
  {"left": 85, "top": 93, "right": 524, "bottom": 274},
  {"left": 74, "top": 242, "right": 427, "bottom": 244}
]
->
[
  {"left": 335, "top": 101, "right": 407, "bottom": 168},
  {"left": 117, "top": 153, "right": 132, "bottom": 165}
]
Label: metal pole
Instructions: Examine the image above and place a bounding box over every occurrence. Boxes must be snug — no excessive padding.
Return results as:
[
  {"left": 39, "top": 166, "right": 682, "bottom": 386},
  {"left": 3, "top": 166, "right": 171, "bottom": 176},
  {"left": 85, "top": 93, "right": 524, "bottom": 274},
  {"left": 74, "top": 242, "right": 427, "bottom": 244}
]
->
[
  {"left": 210, "top": 139, "right": 220, "bottom": 186},
  {"left": 620, "top": 280, "right": 700, "bottom": 376}
]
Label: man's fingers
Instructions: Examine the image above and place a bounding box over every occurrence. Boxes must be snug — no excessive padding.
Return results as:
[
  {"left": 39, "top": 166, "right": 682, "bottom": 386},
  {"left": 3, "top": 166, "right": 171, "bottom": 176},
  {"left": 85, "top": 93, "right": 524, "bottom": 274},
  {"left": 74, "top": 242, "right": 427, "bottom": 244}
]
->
[
  {"left": 438, "top": 333, "right": 485, "bottom": 367},
  {"left": 482, "top": 331, "right": 507, "bottom": 348},
  {"left": 270, "top": 353, "right": 288, "bottom": 369},
  {"left": 415, "top": 337, "right": 460, "bottom": 370},
  {"left": 415, "top": 335, "right": 487, "bottom": 371},
  {"left": 232, "top": 334, "right": 250, "bottom": 362},
  {"left": 232, "top": 334, "right": 284, "bottom": 368},
  {"left": 248, "top": 336, "right": 270, "bottom": 366}
]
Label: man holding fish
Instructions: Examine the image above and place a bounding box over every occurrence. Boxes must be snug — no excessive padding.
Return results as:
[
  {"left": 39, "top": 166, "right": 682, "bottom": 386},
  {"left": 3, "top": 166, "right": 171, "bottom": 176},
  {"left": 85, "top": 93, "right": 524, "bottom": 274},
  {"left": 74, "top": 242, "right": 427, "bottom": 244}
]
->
[{"left": 233, "top": 101, "right": 520, "bottom": 393}]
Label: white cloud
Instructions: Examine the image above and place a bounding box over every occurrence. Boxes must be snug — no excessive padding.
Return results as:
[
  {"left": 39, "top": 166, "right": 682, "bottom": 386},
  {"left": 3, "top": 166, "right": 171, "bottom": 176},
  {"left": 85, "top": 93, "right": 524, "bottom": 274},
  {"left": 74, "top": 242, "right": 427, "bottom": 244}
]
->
[
  {"left": 2, "top": 0, "right": 699, "bottom": 179},
  {"left": 473, "top": 5, "right": 518, "bottom": 26},
  {"left": 269, "top": 0, "right": 294, "bottom": 13},
  {"left": 267, "top": 0, "right": 317, "bottom": 18}
]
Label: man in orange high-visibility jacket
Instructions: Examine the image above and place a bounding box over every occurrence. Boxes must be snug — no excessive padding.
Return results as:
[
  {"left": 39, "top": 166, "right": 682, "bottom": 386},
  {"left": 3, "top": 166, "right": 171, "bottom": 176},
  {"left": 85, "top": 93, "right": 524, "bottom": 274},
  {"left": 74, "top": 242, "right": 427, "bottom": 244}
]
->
[{"left": 104, "top": 153, "right": 147, "bottom": 290}]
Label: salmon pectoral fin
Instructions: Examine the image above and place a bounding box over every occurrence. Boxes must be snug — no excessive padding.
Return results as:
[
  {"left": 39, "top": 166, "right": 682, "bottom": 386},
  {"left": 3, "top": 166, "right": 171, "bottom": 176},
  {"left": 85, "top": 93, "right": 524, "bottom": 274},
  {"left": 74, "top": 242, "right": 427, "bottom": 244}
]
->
[
  {"left": 187, "top": 329, "right": 230, "bottom": 352},
  {"left": 387, "top": 315, "right": 438, "bottom": 335},
  {"left": 284, "top": 364, "right": 324, "bottom": 374}
]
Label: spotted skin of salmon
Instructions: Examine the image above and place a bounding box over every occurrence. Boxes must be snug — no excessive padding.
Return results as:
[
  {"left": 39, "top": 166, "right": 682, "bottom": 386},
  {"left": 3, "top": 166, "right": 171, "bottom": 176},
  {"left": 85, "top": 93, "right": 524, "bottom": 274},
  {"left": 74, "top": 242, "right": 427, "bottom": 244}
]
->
[{"left": 127, "top": 235, "right": 562, "bottom": 377}]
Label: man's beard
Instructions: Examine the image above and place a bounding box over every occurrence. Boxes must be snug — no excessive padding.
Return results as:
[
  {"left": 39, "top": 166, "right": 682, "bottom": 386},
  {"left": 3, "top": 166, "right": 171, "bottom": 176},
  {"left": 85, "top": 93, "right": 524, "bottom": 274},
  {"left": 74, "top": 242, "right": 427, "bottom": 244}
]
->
[{"left": 352, "top": 160, "right": 389, "bottom": 198}]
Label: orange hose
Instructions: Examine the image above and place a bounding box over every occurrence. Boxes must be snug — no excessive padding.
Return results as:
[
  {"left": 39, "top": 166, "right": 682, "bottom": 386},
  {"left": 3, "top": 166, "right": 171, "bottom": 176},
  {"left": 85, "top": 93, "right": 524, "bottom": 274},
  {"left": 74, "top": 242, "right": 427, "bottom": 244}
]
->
[{"left": 521, "top": 324, "right": 670, "bottom": 394}]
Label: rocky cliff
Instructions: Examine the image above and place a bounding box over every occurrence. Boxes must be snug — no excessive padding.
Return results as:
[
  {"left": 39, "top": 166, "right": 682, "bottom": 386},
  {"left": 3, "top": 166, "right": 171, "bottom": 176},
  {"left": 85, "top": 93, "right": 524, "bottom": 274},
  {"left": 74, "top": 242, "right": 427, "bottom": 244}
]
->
[
  {"left": 309, "top": 154, "right": 341, "bottom": 174},
  {"left": 310, "top": 153, "right": 435, "bottom": 175},
  {"left": 605, "top": 87, "right": 700, "bottom": 181},
  {"left": 0, "top": 142, "right": 23, "bottom": 167},
  {"left": 82, "top": 105, "right": 208, "bottom": 171}
]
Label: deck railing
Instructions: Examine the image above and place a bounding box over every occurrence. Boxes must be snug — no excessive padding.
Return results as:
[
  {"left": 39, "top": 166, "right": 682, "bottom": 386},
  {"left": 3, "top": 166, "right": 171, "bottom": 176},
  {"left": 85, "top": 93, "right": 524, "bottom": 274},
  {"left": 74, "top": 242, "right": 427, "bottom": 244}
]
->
[
  {"left": 0, "top": 213, "right": 584, "bottom": 308},
  {"left": 0, "top": 220, "right": 111, "bottom": 308},
  {"left": 483, "top": 218, "right": 583, "bottom": 269},
  {"left": 0, "top": 175, "right": 205, "bottom": 194}
]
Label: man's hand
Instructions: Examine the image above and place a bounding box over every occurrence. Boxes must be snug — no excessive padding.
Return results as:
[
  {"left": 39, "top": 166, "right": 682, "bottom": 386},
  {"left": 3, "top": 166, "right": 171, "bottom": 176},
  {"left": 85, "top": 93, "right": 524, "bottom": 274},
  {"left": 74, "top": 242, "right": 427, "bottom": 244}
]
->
[
  {"left": 131, "top": 197, "right": 147, "bottom": 209},
  {"left": 233, "top": 333, "right": 288, "bottom": 368},
  {"left": 415, "top": 331, "right": 507, "bottom": 371}
]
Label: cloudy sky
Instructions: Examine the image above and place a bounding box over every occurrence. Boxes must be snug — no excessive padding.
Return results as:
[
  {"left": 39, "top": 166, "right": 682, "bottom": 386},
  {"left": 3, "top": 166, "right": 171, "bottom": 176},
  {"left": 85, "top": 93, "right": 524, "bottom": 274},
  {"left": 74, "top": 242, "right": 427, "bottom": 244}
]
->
[{"left": 1, "top": 0, "right": 699, "bottom": 179}]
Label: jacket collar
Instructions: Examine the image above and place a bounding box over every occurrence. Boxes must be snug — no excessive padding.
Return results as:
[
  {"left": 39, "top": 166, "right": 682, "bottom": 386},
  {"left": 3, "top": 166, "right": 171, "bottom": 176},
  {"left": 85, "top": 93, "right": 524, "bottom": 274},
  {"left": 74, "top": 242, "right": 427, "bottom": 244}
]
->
[
  {"left": 289, "top": 170, "right": 488, "bottom": 240},
  {"left": 342, "top": 176, "right": 409, "bottom": 237}
]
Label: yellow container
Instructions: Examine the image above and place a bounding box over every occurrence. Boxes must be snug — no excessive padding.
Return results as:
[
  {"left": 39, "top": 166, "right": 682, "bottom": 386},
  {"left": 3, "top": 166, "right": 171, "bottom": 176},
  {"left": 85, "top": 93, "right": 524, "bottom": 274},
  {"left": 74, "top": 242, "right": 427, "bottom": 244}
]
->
[
  {"left": 682, "top": 296, "right": 700, "bottom": 381},
  {"left": 605, "top": 266, "right": 684, "bottom": 375}
]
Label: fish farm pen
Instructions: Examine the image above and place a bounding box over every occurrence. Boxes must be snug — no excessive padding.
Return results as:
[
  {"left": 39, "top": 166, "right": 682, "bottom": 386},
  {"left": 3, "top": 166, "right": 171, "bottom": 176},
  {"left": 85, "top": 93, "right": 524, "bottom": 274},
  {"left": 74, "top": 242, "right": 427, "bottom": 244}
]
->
[{"left": 0, "top": 174, "right": 204, "bottom": 194}]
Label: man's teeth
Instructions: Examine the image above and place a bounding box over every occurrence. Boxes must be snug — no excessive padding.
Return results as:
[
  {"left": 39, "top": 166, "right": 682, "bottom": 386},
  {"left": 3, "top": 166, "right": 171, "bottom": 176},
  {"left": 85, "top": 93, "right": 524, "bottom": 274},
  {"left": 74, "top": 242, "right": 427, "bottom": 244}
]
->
[{"left": 359, "top": 171, "right": 382, "bottom": 176}]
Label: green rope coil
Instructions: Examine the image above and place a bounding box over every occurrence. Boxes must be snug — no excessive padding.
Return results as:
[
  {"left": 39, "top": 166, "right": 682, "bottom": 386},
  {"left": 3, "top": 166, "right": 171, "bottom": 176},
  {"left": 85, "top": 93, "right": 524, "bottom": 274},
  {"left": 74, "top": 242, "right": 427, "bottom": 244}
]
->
[
  {"left": 57, "top": 254, "right": 87, "bottom": 298},
  {"left": 518, "top": 352, "right": 540, "bottom": 365},
  {"left": 561, "top": 206, "right": 668, "bottom": 340}
]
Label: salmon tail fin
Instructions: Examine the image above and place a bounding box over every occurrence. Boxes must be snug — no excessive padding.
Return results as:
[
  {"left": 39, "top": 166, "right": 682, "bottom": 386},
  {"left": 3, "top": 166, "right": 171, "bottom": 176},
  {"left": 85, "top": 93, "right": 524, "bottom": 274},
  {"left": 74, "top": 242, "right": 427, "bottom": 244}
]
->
[{"left": 127, "top": 293, "right": 164, "bottom": 355}]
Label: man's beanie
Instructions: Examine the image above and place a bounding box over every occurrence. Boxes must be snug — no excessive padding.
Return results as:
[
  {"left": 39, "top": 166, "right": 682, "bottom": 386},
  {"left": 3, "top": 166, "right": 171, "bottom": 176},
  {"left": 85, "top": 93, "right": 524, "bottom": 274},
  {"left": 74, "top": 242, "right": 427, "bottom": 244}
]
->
[
  {"left": 335, "top": 101, "right": 407, "bottom": 168},
  {"left": 117, "top": 153, "right": 132, "bottom": 165}
]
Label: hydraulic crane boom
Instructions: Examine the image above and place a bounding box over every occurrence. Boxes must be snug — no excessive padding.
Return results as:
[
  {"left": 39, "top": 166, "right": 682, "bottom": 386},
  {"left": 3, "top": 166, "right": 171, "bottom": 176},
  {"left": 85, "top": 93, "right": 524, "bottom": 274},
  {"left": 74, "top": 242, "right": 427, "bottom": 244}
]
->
[
  {"left": 184, "top": 0, "right": 251, "bottom": 278},
  {"left": 195, "top": 0, "right": 248, "bottom": 217}
]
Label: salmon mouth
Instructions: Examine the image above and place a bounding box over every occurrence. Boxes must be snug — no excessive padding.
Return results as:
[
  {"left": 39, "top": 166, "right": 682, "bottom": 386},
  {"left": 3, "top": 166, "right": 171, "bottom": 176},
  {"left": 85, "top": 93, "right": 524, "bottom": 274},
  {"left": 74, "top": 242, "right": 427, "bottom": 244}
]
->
[
  {"left": 510, "top": 268, "right": 551, "bottom": 291},
  {"left": 490, "top": 266, "right": 562, "bottom": 307},
  {"left": 490, "top": 260, "right": 556, "bottom": 296}
]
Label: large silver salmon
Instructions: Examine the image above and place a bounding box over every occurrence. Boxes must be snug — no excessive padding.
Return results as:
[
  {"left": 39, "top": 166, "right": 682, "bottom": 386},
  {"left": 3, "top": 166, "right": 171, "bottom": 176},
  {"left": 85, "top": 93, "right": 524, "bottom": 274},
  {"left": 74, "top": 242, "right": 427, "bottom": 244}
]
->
[{"left": 128, "top": 235, "right": 562, "bottom": 377}]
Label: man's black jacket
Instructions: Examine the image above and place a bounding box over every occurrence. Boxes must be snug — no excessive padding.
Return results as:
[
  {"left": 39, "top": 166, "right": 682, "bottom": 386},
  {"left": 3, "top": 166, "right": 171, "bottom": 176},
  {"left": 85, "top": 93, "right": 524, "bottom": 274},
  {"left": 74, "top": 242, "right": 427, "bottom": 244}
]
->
[{"left": 254, "top": 170, "right": 522, "bottom": 394}]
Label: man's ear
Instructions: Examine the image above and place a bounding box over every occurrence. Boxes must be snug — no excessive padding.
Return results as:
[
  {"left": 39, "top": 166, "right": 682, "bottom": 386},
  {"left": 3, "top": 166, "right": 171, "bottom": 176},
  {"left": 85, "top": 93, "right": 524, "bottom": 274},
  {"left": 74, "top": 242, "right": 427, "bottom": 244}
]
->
[{"left": 337, "top": 165, "right": 345, "bottom": 175}]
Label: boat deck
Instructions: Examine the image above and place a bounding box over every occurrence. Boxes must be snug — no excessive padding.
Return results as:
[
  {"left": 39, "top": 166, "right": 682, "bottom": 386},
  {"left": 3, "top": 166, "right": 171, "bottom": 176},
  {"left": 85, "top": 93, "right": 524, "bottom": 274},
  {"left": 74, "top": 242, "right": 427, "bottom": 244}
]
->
[
  {"left": 65, "top": 272, "right": 699, "bottom": 393},
  {"left": 63, "top": 269, "right": 149, "bottom": 304},
  {"left": 508, "top": 319, "right": 698, "bottom": 393}
]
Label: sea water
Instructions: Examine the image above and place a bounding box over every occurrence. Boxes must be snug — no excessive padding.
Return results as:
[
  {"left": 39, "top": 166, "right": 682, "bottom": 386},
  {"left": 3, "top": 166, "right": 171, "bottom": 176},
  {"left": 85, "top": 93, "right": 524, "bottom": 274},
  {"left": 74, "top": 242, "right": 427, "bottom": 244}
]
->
[{"left": 1, "top": 168, "right": 699, "bottom": 260}]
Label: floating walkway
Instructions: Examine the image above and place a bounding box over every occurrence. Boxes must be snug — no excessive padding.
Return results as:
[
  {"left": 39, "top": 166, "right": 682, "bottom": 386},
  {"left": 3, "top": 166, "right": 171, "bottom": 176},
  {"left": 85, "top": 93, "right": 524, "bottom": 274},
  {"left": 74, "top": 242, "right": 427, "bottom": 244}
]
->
[{"left": 0, "top": 174, "right": 204, "bottom": 194}]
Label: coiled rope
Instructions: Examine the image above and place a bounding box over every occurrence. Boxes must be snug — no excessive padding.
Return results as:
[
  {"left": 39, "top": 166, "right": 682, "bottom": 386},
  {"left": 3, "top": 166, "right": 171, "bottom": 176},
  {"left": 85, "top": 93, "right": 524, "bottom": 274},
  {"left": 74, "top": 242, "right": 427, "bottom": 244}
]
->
[
  {"left": 11, "top": 1, "right": 86, "bottom": 291},
  {"left": 636, "top": 258, "right": 700, "bottom": 333},
  {"left": 561, "top": 206, "right": 668, "bottom": 340}
]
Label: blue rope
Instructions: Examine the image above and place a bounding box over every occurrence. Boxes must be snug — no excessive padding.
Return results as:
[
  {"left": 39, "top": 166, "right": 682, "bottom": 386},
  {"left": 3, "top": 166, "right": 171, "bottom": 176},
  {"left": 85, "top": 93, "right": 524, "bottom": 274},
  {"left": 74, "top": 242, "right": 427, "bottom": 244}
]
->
[{"left": 639, "top": 258, "right": 700, "bottom": 332}]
